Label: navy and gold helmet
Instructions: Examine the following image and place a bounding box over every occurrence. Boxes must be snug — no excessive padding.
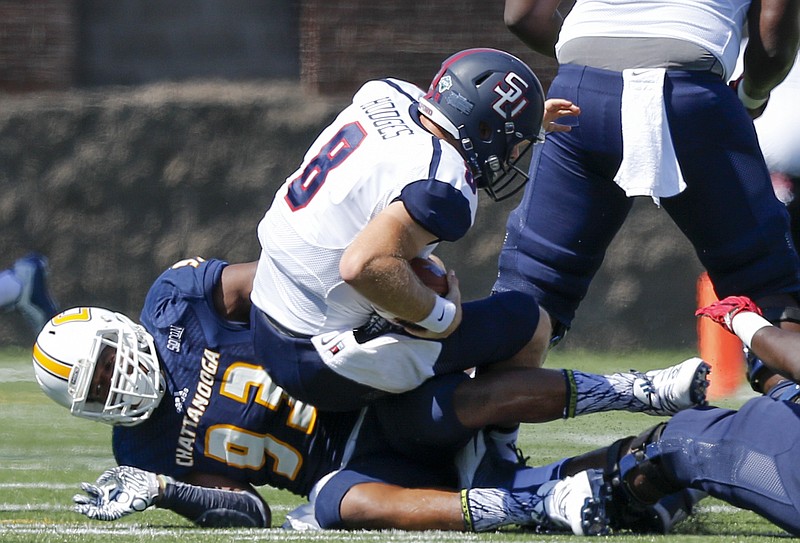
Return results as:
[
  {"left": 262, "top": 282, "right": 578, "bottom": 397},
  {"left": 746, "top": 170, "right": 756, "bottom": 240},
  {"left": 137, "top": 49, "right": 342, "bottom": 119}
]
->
[{"left": 419, "top": 48, "right": 545, "bottom": 201}]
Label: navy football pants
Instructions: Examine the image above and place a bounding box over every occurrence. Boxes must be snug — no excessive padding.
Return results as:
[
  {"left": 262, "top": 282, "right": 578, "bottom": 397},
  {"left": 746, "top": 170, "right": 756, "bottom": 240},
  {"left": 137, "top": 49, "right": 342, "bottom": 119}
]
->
[
  {"left": 253, "top": 290, "right": 540, "bottom": 411},
  {"left": 496, "top": 64, "right": 800, "bottom": 328},
  {"left": 661, "top": 396, "right": 800, "bottom": 534}
]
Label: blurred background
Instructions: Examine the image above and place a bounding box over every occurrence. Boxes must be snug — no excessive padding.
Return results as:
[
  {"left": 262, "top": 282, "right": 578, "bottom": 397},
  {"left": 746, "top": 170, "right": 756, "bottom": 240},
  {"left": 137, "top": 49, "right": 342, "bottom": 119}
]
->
[{"left": 0, "top": 0, "right": 704, "bottom": 351}]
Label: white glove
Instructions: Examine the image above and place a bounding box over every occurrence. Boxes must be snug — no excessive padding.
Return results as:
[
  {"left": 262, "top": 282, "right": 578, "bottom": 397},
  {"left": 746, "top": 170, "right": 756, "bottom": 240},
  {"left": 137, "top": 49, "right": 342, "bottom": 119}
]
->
[{"left": 73, "top": 466, "right": 161, "bottom": 521}]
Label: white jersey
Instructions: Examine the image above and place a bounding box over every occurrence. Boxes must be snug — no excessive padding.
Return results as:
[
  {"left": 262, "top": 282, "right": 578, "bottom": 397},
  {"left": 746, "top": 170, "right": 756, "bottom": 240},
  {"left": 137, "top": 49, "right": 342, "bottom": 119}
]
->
[
  {"left": 556, "top": 0, "right": 750, "bottom": 80},
  {"left": 252, "top": 78, "right": 478, "bottom": 335}
]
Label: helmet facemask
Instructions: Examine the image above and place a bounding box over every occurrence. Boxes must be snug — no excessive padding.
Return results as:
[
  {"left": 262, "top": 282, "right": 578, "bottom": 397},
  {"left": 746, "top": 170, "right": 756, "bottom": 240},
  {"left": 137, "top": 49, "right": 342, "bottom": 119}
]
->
[
  {"left": 462, "top": 120, "right": 537, "bottom": 202},
  {"left": 68, "top": 313, "right": 164, "bottom": 426}
]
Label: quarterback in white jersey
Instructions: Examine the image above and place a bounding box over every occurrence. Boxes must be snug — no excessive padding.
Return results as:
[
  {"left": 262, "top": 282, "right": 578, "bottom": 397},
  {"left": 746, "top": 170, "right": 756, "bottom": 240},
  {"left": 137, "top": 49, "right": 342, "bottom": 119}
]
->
[
  {"left": 253, "top": 77, "right": 477, "bottom": 335},
  {"left": 250, "top": 49, "right": 554, "bottom": 410}
]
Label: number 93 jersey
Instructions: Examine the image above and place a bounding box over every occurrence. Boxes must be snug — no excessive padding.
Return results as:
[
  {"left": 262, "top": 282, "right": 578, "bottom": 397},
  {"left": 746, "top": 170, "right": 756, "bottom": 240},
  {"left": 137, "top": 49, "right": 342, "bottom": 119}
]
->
[
  {"left": 112, "top": 258, "right": 360, "bottom": 497},
  {"left": 252, "top": 78, "right": 479, "bottom": 336}
]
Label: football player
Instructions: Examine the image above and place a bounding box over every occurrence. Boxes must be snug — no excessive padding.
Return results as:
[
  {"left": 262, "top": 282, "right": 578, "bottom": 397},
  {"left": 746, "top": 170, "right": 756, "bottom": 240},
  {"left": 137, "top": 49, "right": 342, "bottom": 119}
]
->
[
  {"left": 34, "top": 257, "right": 709, "bottom": 535},
  {"left": 0, "top": 253, "right": 58, "bottom": 333},
  {"left": 249, "top": 48, "right": 587, "bottom": 416},
  {"left": 560, "top": 295, "right": 800, "bottom": 536},
  {"left": 498, "top": 0, "right": 800, "bottom": 352}
]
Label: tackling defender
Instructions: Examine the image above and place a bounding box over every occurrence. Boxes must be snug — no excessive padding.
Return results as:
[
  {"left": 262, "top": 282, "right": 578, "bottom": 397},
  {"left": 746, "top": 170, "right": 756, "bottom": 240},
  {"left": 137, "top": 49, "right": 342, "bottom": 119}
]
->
[
  {"left": 33, "top": 257, "right": 708, "bottom": 534},
  {"left": 556, "top": 295, "right": 800, "bottom": 536}
]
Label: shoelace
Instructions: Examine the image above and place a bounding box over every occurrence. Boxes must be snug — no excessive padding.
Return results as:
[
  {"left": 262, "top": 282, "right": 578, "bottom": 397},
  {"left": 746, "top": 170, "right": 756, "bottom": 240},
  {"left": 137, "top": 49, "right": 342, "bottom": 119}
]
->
[{"left": 631, "top": 370, "right": 677, "bottom": 412}]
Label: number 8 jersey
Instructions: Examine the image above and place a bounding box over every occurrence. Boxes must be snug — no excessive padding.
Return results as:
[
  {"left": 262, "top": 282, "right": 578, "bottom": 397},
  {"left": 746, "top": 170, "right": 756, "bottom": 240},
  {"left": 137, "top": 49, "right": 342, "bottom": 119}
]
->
[
  {"left": 112, "top": 258, "right": 360, "bottom": 496},
  {"left": 252, "top": 78, "right": 479, "bottom": 336}
]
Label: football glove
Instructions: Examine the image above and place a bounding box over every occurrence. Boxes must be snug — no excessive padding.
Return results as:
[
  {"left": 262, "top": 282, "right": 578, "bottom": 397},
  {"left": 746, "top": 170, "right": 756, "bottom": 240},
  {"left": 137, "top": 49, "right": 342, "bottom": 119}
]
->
[
  {"left": 695, "top": 295, "right": 763, "bottom": 334},
  {"left": 73, "top": 466, "right": 161, "bottom": 521}
]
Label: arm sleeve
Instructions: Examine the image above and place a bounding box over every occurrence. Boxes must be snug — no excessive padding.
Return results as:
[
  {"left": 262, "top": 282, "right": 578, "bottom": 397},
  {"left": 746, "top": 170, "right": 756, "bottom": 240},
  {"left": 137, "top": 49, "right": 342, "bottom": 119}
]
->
[{"left": 157, "top": 476, "right": 271, "bottom": 528}]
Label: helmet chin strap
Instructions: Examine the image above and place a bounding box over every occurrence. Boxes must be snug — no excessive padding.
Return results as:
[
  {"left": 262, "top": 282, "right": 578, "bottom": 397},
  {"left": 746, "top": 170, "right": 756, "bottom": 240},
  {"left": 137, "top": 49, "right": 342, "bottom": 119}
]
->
[{"left": 457, "top": 129, "right": 487, "bottom": 186}]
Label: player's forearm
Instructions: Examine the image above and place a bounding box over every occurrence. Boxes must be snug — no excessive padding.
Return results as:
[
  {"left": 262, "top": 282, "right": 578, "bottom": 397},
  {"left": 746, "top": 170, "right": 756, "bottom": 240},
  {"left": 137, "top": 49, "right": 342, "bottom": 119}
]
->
[
  {"left": 504, "top": 0, "right": 566, "bottom": 57},
  {"left": 157, "top": 475, "right": 271, "bottom": 528},
  {"left": 750, "top": 325, "right": 800, "bottom": 384},
  {"left": 347, "top": 256, "right": 437, "bottom": 322},
  {"left": 742, "top": 0, "right": 800, "bottom": 99},
  {"left": 340, "top": 484, "right": 465, "bottom": 530},
  {"left": 340, "top": 212, "right": 440, "bottom": 324}
]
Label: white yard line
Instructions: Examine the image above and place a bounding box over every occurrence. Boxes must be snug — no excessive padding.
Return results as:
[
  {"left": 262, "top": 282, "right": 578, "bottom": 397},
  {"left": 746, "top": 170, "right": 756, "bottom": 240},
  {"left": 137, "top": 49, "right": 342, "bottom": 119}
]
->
[
  {"left": 0, "top": 367, "right": 34, "bottom": 382},
  {"left": 0, "top": 523, "right": 480, "bottom": 541},
  {"left": 0, "top": 482, "right": 75, "bottom": 489}
]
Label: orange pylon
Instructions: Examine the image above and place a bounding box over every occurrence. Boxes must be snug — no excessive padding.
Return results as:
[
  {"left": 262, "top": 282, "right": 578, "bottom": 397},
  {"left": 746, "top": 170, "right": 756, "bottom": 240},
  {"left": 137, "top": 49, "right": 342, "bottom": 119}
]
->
[{"left": 697, "top": 272, "right": 745, "bottom": 398}]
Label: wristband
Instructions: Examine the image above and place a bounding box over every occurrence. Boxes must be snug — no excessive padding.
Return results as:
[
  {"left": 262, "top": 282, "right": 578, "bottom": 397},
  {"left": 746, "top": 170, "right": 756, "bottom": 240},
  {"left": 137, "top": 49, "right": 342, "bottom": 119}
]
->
[
  {"left": 737, "top": 82, "right": 768, "bottom": 110},
  {"left": 415, "top": 295, "right": 457, "bottom": 333},
  {"left": 731, "top": 311, "right": 772, "bottom": 348}
]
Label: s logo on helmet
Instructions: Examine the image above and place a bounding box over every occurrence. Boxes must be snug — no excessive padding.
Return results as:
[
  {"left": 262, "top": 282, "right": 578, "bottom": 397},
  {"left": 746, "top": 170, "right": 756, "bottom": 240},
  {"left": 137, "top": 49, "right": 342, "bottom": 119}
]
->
[{"left": 492, "top": 72, "right": 530, "bottom": 118}]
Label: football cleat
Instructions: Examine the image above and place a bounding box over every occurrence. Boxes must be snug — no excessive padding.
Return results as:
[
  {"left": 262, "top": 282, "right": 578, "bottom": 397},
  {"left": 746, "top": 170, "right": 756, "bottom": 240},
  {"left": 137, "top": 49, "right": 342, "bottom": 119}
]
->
[
  {"left": 647, "top": 489, "right": 707, "bottom": 534},
  {"left": 745, "top": 348, "right": 772, "bottom": 394},
  {"left": 632, "top": 357, "right": 710, "bottom": 416},
  {"left": 12, "top": 253, "right": 58, "bottom": 333},
  {"left": 536, "top": 469, "right": 610, "bottom": 536},
  {"left": 695, "top": 295, "right": 762, "bottom": 333}
]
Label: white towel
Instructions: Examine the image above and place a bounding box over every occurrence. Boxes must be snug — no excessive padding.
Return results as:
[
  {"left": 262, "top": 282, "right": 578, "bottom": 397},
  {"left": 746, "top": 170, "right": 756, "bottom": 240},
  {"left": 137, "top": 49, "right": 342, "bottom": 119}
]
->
[{"left": 613, "top": 68, "right": 686, "bottom": 206}]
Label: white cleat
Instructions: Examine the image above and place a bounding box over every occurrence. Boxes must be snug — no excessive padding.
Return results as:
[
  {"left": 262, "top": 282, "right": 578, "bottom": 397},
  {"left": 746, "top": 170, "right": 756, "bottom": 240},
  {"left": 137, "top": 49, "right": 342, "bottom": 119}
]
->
[
  {"left": 633, "top": 357, "right": 710, "bottom": 416},
  {"left": 540, "top": 469, "right": 609, "bottom": 536}
]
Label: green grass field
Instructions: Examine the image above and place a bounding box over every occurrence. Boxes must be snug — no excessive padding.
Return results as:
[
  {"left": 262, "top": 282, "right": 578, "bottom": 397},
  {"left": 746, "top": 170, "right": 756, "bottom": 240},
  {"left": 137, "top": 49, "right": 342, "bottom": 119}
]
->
[{"left": 0, "top": 346, "right": 790, "bottom": 542}]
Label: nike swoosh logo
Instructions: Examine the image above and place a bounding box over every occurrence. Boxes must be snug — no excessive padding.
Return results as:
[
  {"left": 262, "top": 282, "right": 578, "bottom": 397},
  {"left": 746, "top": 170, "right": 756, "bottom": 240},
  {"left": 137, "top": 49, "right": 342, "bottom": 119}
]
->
[
  {"left": 319, "top": 332, "right": 340, "bottom": 345},
  {"left": 436, "top": 309, "right": 446, "bottom": 322}
]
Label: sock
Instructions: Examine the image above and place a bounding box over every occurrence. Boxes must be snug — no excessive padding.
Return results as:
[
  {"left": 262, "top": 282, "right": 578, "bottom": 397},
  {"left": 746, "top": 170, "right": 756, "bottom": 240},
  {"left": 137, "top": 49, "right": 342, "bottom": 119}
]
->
[
  {"left": 0, "top": 270, "right": 23, "bottom": 309},
  {"left": 568, "top": 369, "right": 646, "bottom": 417},
  {"left": 486, "top": 425, "right": 522, "bottom": 463},
  {"left": 462, "top": 484, "right": 550, "bottom": 532}
]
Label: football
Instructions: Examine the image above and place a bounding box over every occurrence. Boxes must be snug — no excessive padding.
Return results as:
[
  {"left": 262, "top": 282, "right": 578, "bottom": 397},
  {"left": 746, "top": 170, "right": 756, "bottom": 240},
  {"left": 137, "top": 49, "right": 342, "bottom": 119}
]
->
[{"left": 410, "top": 257, "right": 449, "bottom": 296}]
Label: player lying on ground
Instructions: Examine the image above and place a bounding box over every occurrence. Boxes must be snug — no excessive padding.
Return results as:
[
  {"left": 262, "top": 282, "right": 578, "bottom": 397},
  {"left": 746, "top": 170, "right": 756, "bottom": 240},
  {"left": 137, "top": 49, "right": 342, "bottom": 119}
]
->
[
  {"left": 540, "top": 295, "right": 800, "bottom": 536},
  {"left": 33, "top": 257, "right": 708, "bottom": 534}
]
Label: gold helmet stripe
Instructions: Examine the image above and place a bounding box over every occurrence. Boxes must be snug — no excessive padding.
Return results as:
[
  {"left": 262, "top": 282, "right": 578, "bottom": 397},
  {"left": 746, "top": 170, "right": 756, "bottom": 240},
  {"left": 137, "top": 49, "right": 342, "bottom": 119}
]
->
[{"left": 32, "top": 342, "right": 71, "bottom": 380}]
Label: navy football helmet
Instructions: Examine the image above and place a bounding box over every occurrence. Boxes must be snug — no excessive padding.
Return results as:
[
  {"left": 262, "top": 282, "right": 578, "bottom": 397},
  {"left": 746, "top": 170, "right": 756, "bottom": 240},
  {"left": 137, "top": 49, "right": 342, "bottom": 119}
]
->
[{"left": 419, "top": 48, "right": 545, "bottom": 201}]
